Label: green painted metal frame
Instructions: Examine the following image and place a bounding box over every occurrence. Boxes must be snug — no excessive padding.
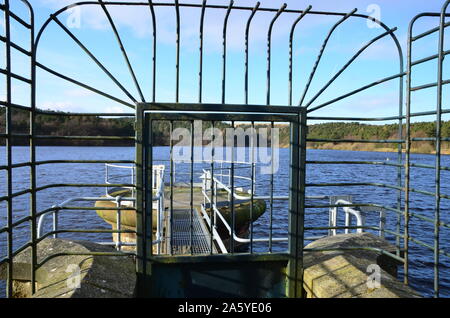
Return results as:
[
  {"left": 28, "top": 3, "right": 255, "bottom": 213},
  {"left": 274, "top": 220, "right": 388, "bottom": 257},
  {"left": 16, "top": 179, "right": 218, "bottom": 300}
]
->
[
  {"left": 1, "top": 0, "right": 449, "bottom": 298},
  {"left": 135, "top": 102, "right": 306, "bottom": 297},
  {"left": 405, "top": 0, "right": 450, "bottom": 297}
]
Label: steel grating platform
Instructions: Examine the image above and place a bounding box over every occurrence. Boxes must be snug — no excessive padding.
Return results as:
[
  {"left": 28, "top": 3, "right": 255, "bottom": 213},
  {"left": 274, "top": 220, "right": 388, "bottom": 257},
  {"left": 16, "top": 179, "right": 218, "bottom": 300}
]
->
[{"left": 170, "top": 207, "right": 217, "bottom": 255}]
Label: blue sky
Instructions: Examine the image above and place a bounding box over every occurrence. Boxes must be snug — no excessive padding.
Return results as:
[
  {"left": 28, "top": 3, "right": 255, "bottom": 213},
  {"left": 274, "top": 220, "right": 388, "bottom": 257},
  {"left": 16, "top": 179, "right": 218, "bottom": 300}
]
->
[{"left": 1, "top": 0, "right": 449, "bottom": 122}]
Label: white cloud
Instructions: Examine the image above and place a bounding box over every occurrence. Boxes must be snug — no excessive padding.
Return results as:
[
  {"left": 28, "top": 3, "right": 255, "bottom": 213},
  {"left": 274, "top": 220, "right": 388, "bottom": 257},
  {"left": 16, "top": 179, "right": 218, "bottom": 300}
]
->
[{"left": 41, "top": 101, "right": 86, "bottom": 112}]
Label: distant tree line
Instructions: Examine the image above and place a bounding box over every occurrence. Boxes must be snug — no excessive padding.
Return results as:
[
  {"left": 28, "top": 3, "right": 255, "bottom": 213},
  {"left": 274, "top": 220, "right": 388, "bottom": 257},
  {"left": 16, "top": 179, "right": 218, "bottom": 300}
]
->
[{"left": 1, "top": 108, "right": 449, "bottom": 153}]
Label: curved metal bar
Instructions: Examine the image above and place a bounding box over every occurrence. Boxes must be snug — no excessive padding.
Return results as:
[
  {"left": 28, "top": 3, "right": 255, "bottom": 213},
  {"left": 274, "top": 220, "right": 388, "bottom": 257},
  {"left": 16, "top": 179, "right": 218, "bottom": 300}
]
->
[
  {"left": 298, "top": 8, "right": 357, "bottom": 107},
  {"left": 49, "top": 15, "right": 138, "bottom": 105},
  {"left": 289, "top": 5, "right": 312, "bottom": 106},
  {"left": 199, "top": 0, "right": 207, "bottom": 103},
  {"left": 266, "top": 3, "right": 287, "bottom": 105},
  {"left": 36, "top": 62, "right": 135, "bottom": 108},
  {"left": 244, "top": 1, "right": 260, "bottom": 105},
  {"left": 148, "top": 0, "right": 157, "bottom": 102},
  {"left": 222, "top": 0, "right": 233, "bottom": 104},
  {"left": 433, "top": 0, "right": 450, "bottom": 297},
  {"left": 305, "top": 27, "right": 397, "bottom": 108},
  {"left": 307, "top": 72, "right": 405, "bottom": 113},
  {"left": 175, "top": 0, "right": 180, "bottom": 103},
  {"left": 33, "top": 2, "right": 404, "bottom": 110},
  {"left": 98, "top": 0, "right": 145, "bottom": 102}
]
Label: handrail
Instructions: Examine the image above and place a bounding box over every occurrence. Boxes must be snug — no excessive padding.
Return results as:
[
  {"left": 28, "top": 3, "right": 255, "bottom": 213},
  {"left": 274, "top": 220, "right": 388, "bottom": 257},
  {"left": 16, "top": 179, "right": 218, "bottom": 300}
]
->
[{"left": 201, "top": 170, "right": 387, "bottom": 251}]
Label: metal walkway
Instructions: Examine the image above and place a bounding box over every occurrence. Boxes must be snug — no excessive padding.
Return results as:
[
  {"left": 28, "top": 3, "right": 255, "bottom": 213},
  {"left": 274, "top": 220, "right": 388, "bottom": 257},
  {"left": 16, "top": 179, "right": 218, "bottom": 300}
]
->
[{"left": 169, "top": 208, "right": 217, "bottom": 255}]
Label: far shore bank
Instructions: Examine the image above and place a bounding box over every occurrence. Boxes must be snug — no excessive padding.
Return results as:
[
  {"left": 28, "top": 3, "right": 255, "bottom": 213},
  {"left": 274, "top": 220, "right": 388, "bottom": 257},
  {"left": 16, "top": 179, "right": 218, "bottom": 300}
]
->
[{"left": 2, "top": 144, "right": 449, "bottom": 156}]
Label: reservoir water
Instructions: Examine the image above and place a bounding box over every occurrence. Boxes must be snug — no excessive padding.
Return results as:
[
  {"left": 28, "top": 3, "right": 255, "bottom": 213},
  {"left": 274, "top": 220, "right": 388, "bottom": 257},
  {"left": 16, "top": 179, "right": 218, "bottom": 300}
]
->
[{"left": 0, "top": 146, "right": 449, "bottom": 297}]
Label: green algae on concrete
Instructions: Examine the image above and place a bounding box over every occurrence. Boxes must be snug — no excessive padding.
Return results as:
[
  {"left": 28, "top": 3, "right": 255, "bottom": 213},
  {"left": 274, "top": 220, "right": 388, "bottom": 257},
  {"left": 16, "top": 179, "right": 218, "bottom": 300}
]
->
[
  {"left": 303, "top": 233, "right": 421, "bottom": 298},
  {"left": 0, "top": 239, "right": 136, "bottom": 298}
]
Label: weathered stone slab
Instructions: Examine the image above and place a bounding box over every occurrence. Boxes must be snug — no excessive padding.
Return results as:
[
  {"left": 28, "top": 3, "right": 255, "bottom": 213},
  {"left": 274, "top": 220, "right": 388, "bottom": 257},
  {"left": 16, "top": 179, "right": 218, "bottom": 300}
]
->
[
  {"left": 0, "top": 239, "right": 136, "bottom": 298},
  {"left": 303, "top": 233, "right": 421, "bottom": 298}
]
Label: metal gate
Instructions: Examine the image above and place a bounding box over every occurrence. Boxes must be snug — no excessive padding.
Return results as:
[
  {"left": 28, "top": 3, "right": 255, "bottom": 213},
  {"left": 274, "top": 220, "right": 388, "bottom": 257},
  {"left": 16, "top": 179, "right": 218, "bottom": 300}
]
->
[
  {"left": 1, "top": 0, "right": 450, "bottom": 298},
  {"left": 135, "top": 103, "right": 306, "bottom": 297}
]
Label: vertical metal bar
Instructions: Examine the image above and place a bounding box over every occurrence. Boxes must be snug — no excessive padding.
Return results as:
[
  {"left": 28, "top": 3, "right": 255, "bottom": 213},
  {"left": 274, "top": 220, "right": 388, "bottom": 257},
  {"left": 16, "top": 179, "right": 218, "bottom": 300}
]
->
[
  {"left": 116, "top": 197, "right": 122, "bottom": 251},
  {"left": 148, "top": 0, "right": 157, "bottom": 102},
  {"left": 396, "top": 83, "right": 404, "bottom": 258},
  {"left": 210, "top": 121, "right": 215, "bottom": 254},
  {"left": 135, "top": 104, "right": 147, "bottom": 296},
  {"left": 190, "top": 121, "right": 194, "bottom": 255},
  {"left": 433, "top": 3, "right": 449, "bottom": 297},
  {"left": 175, "top": 0, "right": 180, "bottom": 103},
  {"left": 269, "top": 122, "right": 274, "bottom": 253},
  {"left": 266, "top": 4, "right": 287, "bottom": 106},
  {"left": 289, "top": 6, "right": 311, "bottom": 106},
  {"left": 245, "top": 2, "right": 260, "bottom": 105},
  {"left": 170, "top": 121, "right": 174, "bottom": 255},
  {"left": 28, "top": 1, "right": 37, "bottom": 295},
  {"left": 199, "top": 0, "right": 207, "bottom": 103},
  {"left": 250, "top": 121, "right": 255, "bottom": 253},
  {"left": 146, "top": 118, "right": 154, "bottom": 257},
  {"left": 4, "top": 0, "right": 13, "bottom": 298},
  {"left": 287, "top": 111, "right": 306, "bottom": 298},
  {"left": 222, "top": 1, "right": 233, "bottom": 104},
  {"left": 404, "top": 18, "right": 414, "bottom": 287},
  {"left": 230, "top": 121, "right": 235, "bottom": 253}
]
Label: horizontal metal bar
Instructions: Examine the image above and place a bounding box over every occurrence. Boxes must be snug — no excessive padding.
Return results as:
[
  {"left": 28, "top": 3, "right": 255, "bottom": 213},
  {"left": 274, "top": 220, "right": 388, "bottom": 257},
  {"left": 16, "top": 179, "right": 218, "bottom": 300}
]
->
[
  {"left": 410, "top": 163, "right": 450, "bottom": 172},
  {"left": 35, "top": 183, "right": 136, "bottom": 192},
  {"left": 308, "top": 108, "right": 450, "bottom": 121},
  {"left": 37, "top": 229, "right": 136, "bottom": 243},
  {"left": 0, "top": 101, "right": 32, "bottom": 111},
  {"left": 35, "top": 135, "right": 135, "bottom": 141},
  {"left": 140, "top": 102, "right": 304, "bottom": 114},
  {"left": 34, "top": 110, "right": 135, "bottom": 117},
  {"left": 305, "top": 225, "right": 379, "bottom": 231},
  {"left": 307, "top": 181, "right": 402, "bottom": 191},
  {"left": 307, "top": 160, "right": 450, "bottom": 172},
  {"left": 304, "top": 246, "right": 405, "bottom": 263},
  {"left": 0, "top": 189, "right": 31, "bottom": 202},
  {"left": 35, "top": 160, "right": 135, "bottom": 166},
  {"left": 0, "top": 161, "right": 33, "bottom": 170},
  {"left": 150, "top": 252, "right": 290, "bottom": 264},
  {"left": 146, "top": 112, "right": 298, "bottom": 122},
  {"left": 412, "top": 20, "right": 450, "bottom": 42},
  {"left": 411, "top": 79, "right": 450, "bottom": 91},
  {"left": 0, "top": 68, "right": 32, "bottom": 84},
  {"left": 56, "top": 206, "right": 136, "bottom": 211},
  {"left": 306, "top": 202, "right": 404, "bottom": 216},
  {"left": 412, "top": 137, "right": 450, "bottom": 142},
  {"left": 0, "top": 4, "right": 32, "bottom": 29},
  {"left": 408, "top": 237, "right": 450, "bottom": 259},
  {"left": 0, "top": 242, "right": 32, "bottom": 266},
  {"left": 411, "top": 49, "right": 450, "bottom": 67},
  {"left": 409, "top": 210, "right": 450, "bottom": 229},
  {"left": 307, "top": 138, "right": 404, "bottom": 144},
  {"left": 0, "top": 35, "right": 32, "bottom": 56},
  {"left": 36, "top": 252, "right": 133, "bottom": 270},
  {"left": 307, "top": 160, "right": 402, "bottom": 168}
]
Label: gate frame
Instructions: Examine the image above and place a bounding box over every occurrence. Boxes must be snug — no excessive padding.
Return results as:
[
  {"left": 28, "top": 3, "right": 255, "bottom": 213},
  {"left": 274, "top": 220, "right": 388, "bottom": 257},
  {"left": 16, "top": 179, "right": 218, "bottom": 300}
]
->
[{"left": 135, "top": 102, "right": 307, "bottom": 298}]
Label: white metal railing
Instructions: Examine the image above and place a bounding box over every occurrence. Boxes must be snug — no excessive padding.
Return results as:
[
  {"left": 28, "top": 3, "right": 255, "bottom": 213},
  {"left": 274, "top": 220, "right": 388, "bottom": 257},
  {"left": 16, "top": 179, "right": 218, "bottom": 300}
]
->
[
  {"left": 37, "top": 164, "right": 166, "bottom": 252},
  {"left": 199, "top": 169, "right": 387, "bottom": 253}
]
